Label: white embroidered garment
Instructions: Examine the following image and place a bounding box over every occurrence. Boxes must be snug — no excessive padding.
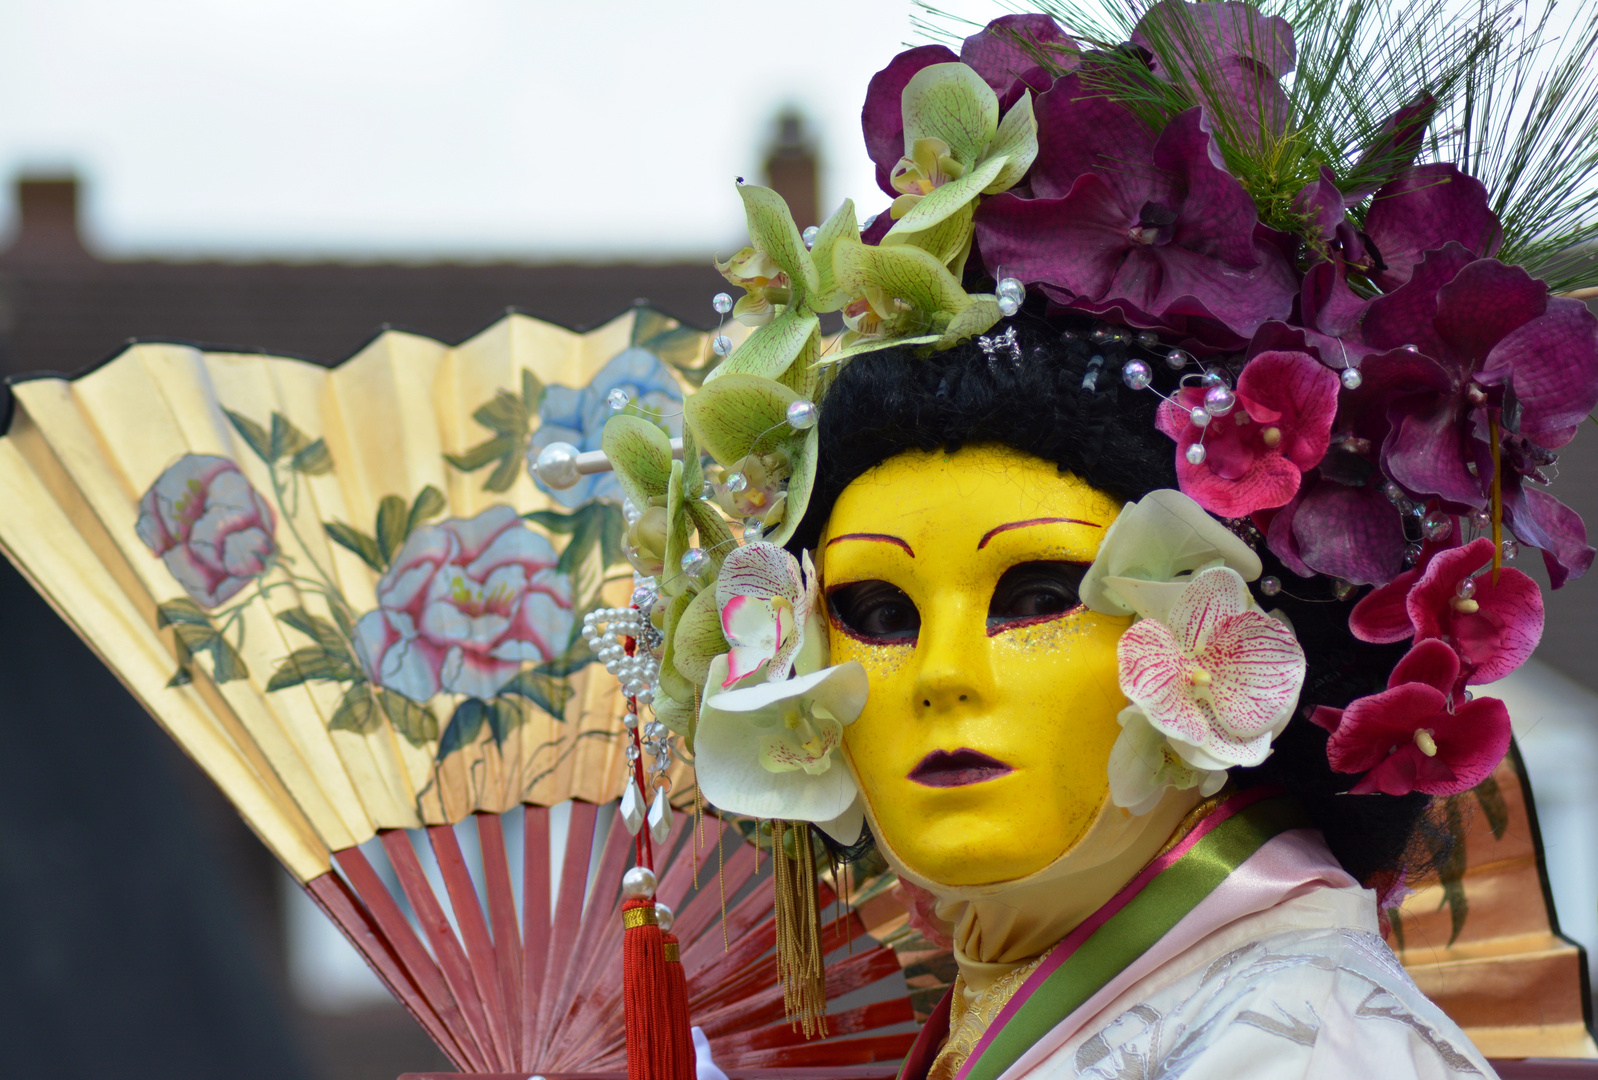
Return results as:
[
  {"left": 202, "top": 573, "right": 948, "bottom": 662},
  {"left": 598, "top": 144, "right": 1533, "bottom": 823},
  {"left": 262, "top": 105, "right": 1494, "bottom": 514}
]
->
[{"left": 1000, "top": 831, "right": 1497, "bottom": 1079}]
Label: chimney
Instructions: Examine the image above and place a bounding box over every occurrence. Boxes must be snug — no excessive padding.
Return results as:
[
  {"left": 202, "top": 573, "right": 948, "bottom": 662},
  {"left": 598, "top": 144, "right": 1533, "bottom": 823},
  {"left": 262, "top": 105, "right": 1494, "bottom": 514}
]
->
[
  {"left": 764, "top": 109, "right": 820, "bottom": 231},
  {"left": 3, "top": 176, "right": 92, "bottom": 264}
]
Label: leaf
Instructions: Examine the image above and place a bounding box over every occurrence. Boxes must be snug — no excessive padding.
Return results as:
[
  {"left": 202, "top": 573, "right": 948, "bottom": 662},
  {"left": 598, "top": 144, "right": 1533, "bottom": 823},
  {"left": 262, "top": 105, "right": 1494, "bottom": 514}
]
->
[
  {"left": 167, "top": 636, "right": 194, "bottom": 688},
  {"left": 438, "top": 698, "right": 501, "bottom": 759},
  {"left": 407, "top": 485, "right": 447, "bottom": 534},
  {"left": 473, "top": 389, "right": 531, "bottom": 439},
  {"left": 155, "top": 597, "right": 211, "bottom": 628},
  {"left": 556, "top": 503, "right": 607, "bottom": 576},
  {"left": 270, "top": 413, "right": 314, "bottom": 460},
  {"left": 326, "top": 593, "right": 358, "bottom": 641},
  {"left": 276, "top": 607, "right": 352, "bottom": 661},
  {"left": 521, "top": 368, "right": 543, "bottom": 411},
  {"left": 535, "top": 641, "right": 596, "bottom": 679},
  {"left": 375, "top": 495, "right": 409, "bottom": 565},
  {"left": 598, "top": 502, "right": 628, "bottom": 570},
  {"left": 524, "top": 508, "right": 586, "bottom": 535},
  {"left": 377, "top": 689, "right": 438, "bottom": 745},
  {"left": 499, "top": 669, "right": 575, "bottom": 719},
  {"left": 290, "top": 439, "right": 334, "bottom": 476},
  {"left": 208, "top": 636, "right": 250, "bottom": 683},
  {"left": 485, "top": 450, "right": 523, "bottom": 493},
  {"left": 267, "top": 645, "right": 360, "bottom": 691},
  {"left": 223, "top": 409, "right": 273, "bottom": 463},
  {"left": 445, "top": 435, "right": 517, "bottom": 473},
  {"left": 1473, "top": 774, "right": 1510, "bottom": 840},
  {"left": 325, "top": 521, "right": 386, "bottom": 573},
  {"left": 329, "top": 685, "right": 383, "bottom": 735}
]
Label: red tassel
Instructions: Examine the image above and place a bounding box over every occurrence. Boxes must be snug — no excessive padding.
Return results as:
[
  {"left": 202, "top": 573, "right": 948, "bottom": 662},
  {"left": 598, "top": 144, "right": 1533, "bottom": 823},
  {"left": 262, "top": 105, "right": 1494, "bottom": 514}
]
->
[
  {"left": 663, "top": 931, "right": 695, "bottom": 1080},
  {"left": 623, "top": 898, "right": 673, "bottom": 1080}
]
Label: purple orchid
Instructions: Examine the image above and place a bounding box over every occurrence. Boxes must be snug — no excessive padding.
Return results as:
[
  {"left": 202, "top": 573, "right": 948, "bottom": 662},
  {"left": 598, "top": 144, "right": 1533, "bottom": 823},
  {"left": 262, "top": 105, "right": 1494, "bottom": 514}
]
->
[
  {"left": 1363, "top": 163, "right": 1502, "bottom": 291},
  {"left": 1261, "top": 473, "right": 1408, "bottom": 586},
  {"left": 1361, "top": 249, "right": 1598, "bottom": 488},
  {"left": 975, "top": 84, "right": 1297, "bottom": 345},
  {"left": 1130, "top": 0, "right": 1296, "bottom": 143},
  {"left": 959, "top": 14, "right": 1076, "bottom": 100}
]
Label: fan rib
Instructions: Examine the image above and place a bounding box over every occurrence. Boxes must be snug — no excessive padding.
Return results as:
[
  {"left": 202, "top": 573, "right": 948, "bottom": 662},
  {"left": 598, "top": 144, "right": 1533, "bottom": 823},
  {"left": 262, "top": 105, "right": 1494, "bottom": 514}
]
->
[
  {"left": 380, "top": 829, "right": 499, "bottom": 1070},
  {"left": 715, "top": 997, "right": 917, "bottom": 1055},
  {"left": 533, "top": 800, "right": 598, "bottom": 1064},
  {"left": 544, "top": 806, "right": 636, "bottom": 1067},
  {"left": 475, "top": 812, "right": 525, "bottom": 1067},
  {"left": 521, "top": 804, "right": 552, "bottom": 1066},
  {"left": 332, "top": 846, "right": 485, "bottom": 1071},
  {"left": 302, "top": 870, "right": 467, "bottom": 1066},
  {"left": 428, "top": 823, "right": 513, "bottom": 1069}
]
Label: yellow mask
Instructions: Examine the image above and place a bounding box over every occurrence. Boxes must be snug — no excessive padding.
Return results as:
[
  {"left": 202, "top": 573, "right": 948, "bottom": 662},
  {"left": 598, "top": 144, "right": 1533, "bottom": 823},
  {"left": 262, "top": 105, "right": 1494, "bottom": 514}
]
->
[{"left": 822, "top": 445, "right": 1131, "bottom": 886}]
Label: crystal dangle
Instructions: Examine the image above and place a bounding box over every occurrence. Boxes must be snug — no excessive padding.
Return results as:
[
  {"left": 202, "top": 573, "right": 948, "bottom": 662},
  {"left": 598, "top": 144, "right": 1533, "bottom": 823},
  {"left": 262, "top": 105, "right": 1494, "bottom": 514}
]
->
[{"left": 621, "top": 775, "right": 647, "bottom": 835}]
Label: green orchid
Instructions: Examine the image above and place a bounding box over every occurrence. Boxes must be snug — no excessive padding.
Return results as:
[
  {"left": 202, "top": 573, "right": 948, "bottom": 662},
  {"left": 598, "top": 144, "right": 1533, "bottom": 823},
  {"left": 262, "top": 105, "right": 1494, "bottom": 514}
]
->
[
  {"left": 684, "top": 373, "right": 818, "bottom": 549},
  {"left": 881, "top": 62, "right": 1038, "bottom": 270},
  {"left": 829, "top": 234, "right": 1003, "bottom": 361}
]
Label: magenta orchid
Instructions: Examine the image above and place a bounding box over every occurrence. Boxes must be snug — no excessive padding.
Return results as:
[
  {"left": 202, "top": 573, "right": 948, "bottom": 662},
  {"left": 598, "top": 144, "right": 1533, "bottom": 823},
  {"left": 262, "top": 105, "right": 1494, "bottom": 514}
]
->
[
  {"left": 714, "top": 542, "right": 818, "bottom": 688},
  {"left": 1117, "top": 566, "right": 1305, "bottom": 770},
  {"left": 1351, "top": 535, "right": 1543, "bottom": 685},
  {"left": 975, "top": 90, "right": 1297, "bottom": 345},
  {"left": 1158, "top": 349, "right": 1338, "bottom": 517},
  {"left": 1362, "top": 163, "right": 1502, "bottom": 291},
  {"left": 1262, "top": 476, "right": 1409, "bottom": 586},
  {"left": 1312, "top": 638, "right": 1511, "bottom": 797}
]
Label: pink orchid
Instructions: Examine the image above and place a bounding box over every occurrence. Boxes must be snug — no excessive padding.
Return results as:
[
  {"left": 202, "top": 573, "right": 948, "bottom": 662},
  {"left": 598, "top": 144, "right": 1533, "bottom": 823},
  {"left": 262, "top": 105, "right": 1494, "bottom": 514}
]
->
[
  {"left": 1157, "top": 350, "right": 1339, "bottom": 518},
  {"left": 1347, "top": 533, "right": 1457, "bottom": 643},
  {"left": 1118, "top": 566, "right": 1306, "bottom": 769},
  {"left": 1350, "top": 536, "right": 1542, "bottom": 685},
  {"left": 1312, "top": 638, "right": 1511, "bottom": 796},
  {"left": 714, "top": 542, "right": 818, "bottom": 688}
]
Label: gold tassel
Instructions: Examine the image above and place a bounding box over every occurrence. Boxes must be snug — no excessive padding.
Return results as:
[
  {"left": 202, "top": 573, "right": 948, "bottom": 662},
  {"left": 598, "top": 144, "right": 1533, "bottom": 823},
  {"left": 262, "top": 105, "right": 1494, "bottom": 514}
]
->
[{"left": 772, "top": 819, "right": 828, "bottom": 1038}]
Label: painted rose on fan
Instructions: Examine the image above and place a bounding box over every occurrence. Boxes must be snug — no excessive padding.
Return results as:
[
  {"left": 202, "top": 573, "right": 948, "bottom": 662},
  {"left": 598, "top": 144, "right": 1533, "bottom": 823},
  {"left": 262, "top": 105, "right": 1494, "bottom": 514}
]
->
[
  {"left": 136, "top": 454, "right": 277, "bottom": 608},
  {"left": 527, "top": 347, "right": 683, "bottom": 508},
  {"left": 352, "top": 505, "right": 575, "bottom": 703}
]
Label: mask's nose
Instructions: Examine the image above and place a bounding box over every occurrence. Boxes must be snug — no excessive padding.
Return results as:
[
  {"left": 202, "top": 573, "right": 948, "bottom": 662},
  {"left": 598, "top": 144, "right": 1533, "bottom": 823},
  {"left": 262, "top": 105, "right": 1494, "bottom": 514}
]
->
[{"left": 910, "top": 592, "right": 995, "bottom": 717}]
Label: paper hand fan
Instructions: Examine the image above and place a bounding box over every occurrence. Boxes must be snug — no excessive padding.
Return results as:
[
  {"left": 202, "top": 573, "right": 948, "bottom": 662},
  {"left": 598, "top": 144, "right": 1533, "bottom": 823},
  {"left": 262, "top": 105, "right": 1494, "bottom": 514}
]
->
[{"left": 0, "top": 308, "right": 917, "bottom": 1075}]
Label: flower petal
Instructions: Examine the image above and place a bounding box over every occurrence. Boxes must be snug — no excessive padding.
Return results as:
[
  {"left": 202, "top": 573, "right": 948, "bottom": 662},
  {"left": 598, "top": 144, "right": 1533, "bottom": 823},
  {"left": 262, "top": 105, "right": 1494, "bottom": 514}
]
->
[
  {"left": 1081, "top": 488, "right": 1262, "bottom": 616},
  {"left": 1363, "top": 164, "right": 1502, "bottom": 291},
  {"left": 862, "top": 45, "right": 959, "bottom": 196}
]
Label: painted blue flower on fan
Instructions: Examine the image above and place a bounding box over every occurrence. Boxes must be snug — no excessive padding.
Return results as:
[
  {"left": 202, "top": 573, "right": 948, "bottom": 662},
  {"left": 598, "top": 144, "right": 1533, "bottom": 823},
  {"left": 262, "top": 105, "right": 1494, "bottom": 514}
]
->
[{"left": 528, "top": 347, "right": 683, "bottom": 508}]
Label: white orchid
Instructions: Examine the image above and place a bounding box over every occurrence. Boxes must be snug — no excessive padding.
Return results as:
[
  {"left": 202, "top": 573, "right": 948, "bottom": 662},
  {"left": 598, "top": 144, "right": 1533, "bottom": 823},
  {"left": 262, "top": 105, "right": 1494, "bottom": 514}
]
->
[
  {"left": 714, "top": 543, "right": 819, "bottom": 688},
  {"left": 1082, "top": 489, "right": 1304, "bottom": 813},
  {"left": 1117, "top": 566, "right": 1304, "bottom": 773},
  {"left": 1108, "top": 706, "right": 1229, "bottom": 816},
  {"left": 695, "top": 653, "right": 868, "bottom": 843}
]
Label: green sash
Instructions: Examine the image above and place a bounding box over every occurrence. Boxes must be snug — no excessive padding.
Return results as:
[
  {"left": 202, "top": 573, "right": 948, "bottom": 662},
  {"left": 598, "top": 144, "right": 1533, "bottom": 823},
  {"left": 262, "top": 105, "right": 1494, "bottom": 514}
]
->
[{"left": 898, "top": 790, "right": 1308, "bottom": 1080}]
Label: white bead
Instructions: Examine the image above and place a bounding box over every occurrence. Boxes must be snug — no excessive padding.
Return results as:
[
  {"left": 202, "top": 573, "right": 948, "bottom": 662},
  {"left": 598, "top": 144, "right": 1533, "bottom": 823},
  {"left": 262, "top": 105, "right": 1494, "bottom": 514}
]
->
[
  {"left": 1189, "top": 406, "right": 1211, "bottom": 428},
  {"left": 607, "top": 388, "right": 630, "bottom": 411},
  {"left": 801, "top": 225, "right": 819, "bottom": 248},
  {"left": 654, "top": 902, "right": 675, "bottom": 932},
  {"left": 712, "top": 335, "right": 733, "bottom": 357},
  {"left": 533, "top": 442, "right": 582, "bottom": 490},
  {"left": 786, "top": 399, "right": 819, "bottom": 430},
  {"left": 1185, "top": 443, "right": 1207, "bottom": 465},
  {"left": 621, "top": 865, "right": 656, "bottom": 896},
  {"left": 1340, "top": 367, "right": 1363, "bottom": 390},
  {"left": 996, "top": 277, "right": 1024, "bottom": 301},
  {"left": 712, "top": 292, "right": 733, "bottom": 314},
  {"left": 997, "top": 294, "right": 1020, "bottom": 317}
]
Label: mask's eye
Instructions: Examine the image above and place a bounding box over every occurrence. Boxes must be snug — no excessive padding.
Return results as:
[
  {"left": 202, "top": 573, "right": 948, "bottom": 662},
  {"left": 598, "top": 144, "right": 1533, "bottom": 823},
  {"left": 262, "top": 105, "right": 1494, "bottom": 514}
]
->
[
  {"left": 988, "top": 561, "right": 1087, "bottom": 631},
  {"left": 828, "top": 580, "right": 920, "bottom": 644}
]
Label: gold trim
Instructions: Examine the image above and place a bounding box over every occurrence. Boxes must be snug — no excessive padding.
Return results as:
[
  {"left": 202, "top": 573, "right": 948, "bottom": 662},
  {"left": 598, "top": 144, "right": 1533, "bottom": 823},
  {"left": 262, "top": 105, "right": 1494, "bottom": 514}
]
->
[
  {"left": 624, "top": 905, "right": 658, "bottom": 929},
  {"left": 664, "top": 941, "right": 680, "bottom": 963}
]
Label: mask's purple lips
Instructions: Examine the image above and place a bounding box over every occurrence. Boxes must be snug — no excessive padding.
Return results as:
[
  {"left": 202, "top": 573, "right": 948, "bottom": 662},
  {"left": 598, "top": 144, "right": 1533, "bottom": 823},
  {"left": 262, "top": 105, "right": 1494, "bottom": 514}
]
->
[{"left": 909, "top": 748, "right": 1013, "bottom": 788}]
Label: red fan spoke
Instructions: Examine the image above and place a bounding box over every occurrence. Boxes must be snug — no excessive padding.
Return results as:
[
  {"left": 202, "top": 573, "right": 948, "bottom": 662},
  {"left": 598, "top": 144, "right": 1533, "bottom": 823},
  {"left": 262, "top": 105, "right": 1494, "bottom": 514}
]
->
[
  {"left": 728, "top": 1034, "right": 918, "bottom": 1068},
  {"left": 532, "top": 799, "right": 598, "bottom": 1063},
  {"left": 673, "top": 833, "right": 759, "bottom": 950},
  {"left": 713, "top": 998, "right": 917, "bottom": 1055},
  {"left": 475, "top": 811, "right": 525, "bottom": 1066},
  {"left": 379, "top": 830, "right": 500, "bottom": 1070},
  {"left": 331, "top": 846, "right": 488, "bottom": 1072},
  {"left": 521, "top": 803, "right": 552, "bottom": 1064},
  {"left": 428, "top": 822, "right": 512, "bottom": 1068},
  {"left": 694, "top": 947, "right": 904, "bottom": 1038},
  {"left": 302, "top": 871, "right": 470, "bottom": 1069}
]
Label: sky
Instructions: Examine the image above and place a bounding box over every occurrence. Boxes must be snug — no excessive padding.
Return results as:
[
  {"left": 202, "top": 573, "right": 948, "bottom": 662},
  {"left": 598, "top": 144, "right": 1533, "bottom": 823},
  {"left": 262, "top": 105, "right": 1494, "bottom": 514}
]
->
[{"left": 0, "top": 0, "right": 1004, "bottom": 260}]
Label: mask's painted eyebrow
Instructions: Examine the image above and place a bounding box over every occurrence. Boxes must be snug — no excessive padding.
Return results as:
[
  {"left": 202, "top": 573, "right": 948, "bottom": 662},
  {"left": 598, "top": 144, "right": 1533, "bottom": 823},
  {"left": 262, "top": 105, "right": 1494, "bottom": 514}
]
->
[
  {"left": 977, "top": 517, "right": 1103, "bottom": 550},
  {"left": 826, "top": 532, "right": 915, "bottom": 558}
]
